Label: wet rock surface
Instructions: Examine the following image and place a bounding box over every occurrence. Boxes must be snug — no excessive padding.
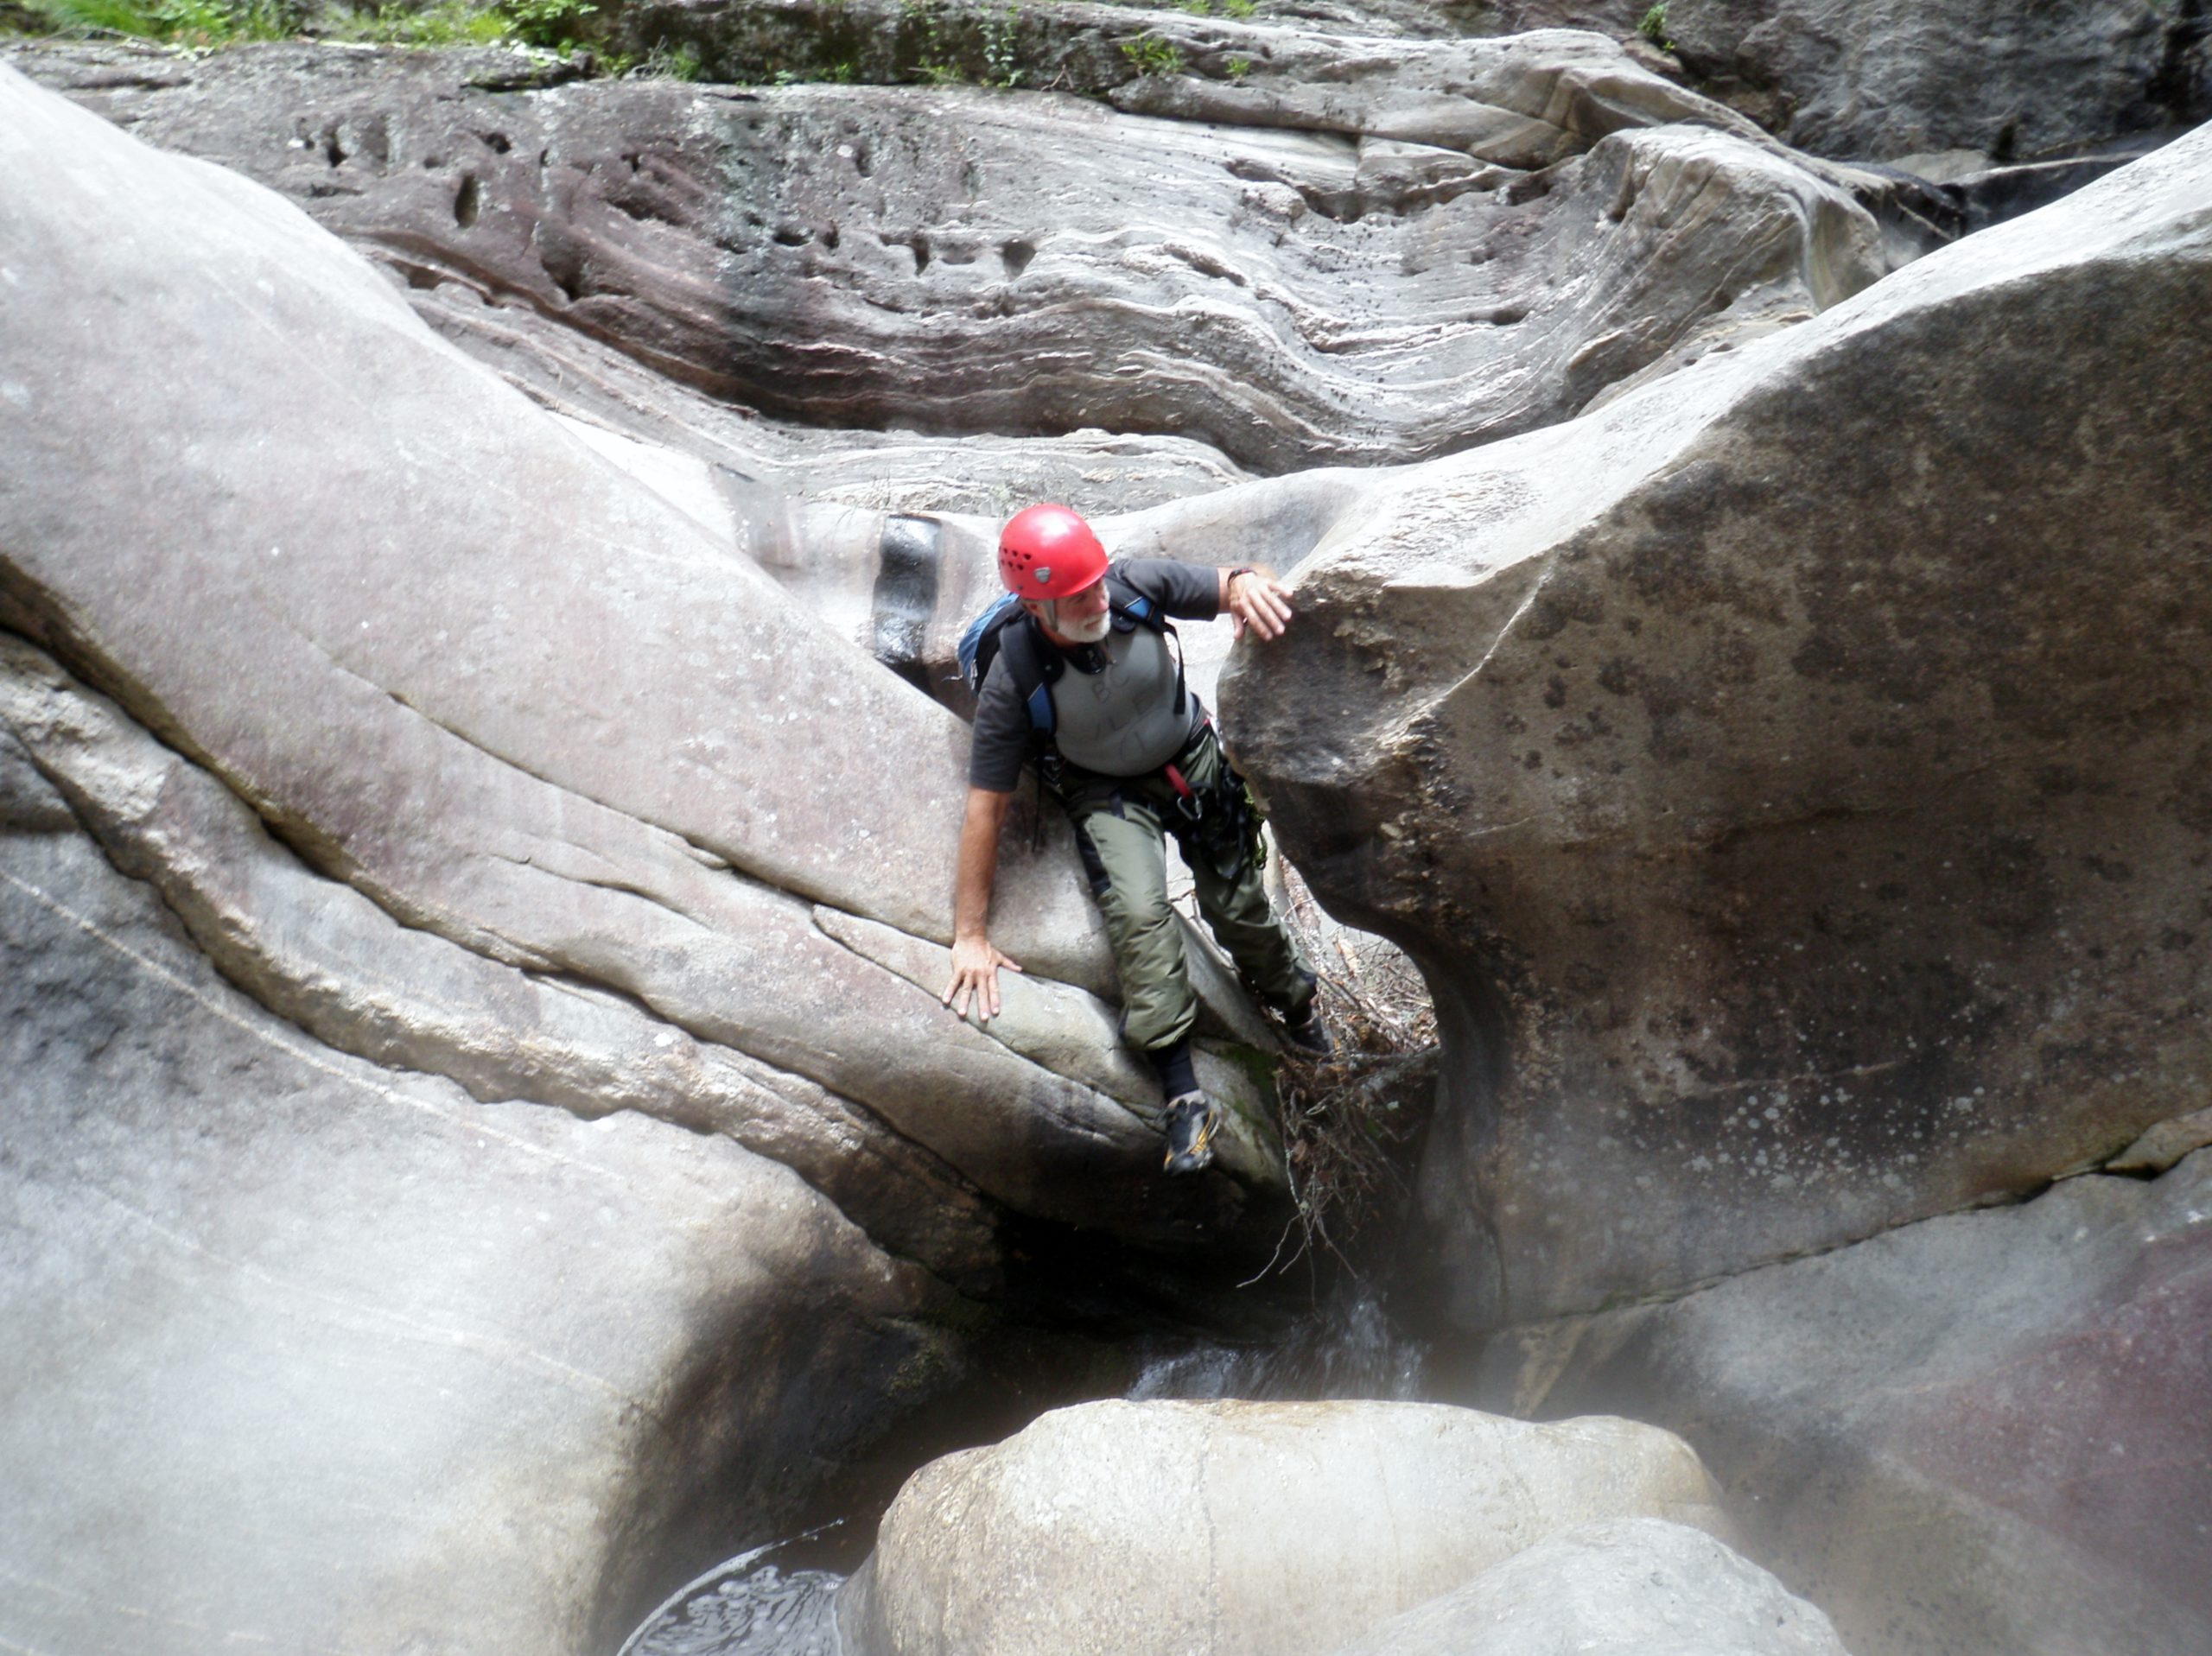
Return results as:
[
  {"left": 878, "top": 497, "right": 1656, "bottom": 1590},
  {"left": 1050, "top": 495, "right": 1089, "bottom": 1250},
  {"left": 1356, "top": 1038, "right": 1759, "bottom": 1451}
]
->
[
  {"left": 1226, "top": 120, "right": 2212, "bottom": 1327},
  {"left": 836, "top": 1398, "right": 1727, "bottom": 1656},
  {"left": 1475, "top": 1152, "right": 2212, "bottom": 1656}
]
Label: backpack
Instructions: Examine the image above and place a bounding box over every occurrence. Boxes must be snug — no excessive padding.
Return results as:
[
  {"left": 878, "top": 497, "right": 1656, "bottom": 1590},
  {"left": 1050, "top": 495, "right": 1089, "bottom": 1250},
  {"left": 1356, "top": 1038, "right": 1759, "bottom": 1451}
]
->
[{"left": 955, "top": 572, "right": 1184, "bottom": 743}]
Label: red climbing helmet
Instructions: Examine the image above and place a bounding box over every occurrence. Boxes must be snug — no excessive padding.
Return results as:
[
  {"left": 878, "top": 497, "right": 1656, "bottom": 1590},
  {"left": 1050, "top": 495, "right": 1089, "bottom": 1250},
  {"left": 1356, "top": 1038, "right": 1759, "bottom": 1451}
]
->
[{"left": 998, "top": 504, "right": 1108, "bottom": 600}]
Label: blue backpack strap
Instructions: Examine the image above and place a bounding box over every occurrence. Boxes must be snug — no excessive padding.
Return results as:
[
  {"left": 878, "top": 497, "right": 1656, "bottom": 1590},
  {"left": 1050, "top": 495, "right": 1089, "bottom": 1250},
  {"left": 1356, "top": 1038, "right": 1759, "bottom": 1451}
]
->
[
  {"left": 1104, "top": 572, "right": 1169, "bottom": 633},
  {"left": 992, "top": 612, "right": 1059, "bottom": 739}
]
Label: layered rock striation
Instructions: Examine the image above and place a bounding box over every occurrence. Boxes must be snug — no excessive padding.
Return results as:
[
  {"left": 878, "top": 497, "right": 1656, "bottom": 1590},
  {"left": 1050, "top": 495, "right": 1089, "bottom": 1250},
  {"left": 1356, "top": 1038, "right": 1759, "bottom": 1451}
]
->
[{"left": 12, "top": 30, "right": 1925, "bottom": 474}]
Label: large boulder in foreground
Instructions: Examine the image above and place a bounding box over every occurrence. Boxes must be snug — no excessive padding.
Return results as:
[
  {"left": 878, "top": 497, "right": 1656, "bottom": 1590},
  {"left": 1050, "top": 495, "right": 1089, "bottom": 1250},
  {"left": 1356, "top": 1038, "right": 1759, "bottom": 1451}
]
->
[
  {"left": 1475, "top": 1150, "right": 2212, "bottom": 1656},
  {"left": 0, "top": 741, "right": 959, "bottom": 1656},
  {"left": 1323, "top": 1517, "right": 1849, "bottom": 1656},
  {"left": 1227, "top": 119, "right": 2212, "bottom": 1326},
  {"left": 836, "top": 1398, "right": 1725, "bottom": 1656}
]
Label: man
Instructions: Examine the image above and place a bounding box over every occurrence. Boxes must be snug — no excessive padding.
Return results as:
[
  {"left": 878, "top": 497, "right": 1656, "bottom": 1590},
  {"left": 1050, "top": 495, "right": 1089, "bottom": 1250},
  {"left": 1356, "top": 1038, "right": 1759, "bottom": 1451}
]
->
[{"left": 940, "top": 502, "right": 1331, "bottom": 1175}]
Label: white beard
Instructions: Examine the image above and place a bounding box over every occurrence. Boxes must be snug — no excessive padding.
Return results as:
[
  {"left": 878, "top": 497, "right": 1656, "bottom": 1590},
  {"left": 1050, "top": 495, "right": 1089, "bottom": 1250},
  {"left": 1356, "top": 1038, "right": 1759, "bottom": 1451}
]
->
[{"left": 1052, "top": 604, "right": 1111, "bottom": 644}]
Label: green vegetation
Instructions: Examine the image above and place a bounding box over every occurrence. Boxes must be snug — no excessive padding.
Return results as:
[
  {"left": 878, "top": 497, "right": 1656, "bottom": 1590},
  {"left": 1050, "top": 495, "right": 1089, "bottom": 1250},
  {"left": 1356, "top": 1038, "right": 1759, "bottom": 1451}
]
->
[
  {"left": 498, "top": 0, "right": 592, "bottom": 49},
  {"left": 20, "top": 0, "right": 306, "bottom": 44},
  {"left": 1637, "top": 1, "right": 1671, "bottom": 50},
  {"left": 1117, "top": 32, "right": 1181, "bottom": 77},
  {"left": 7, "top": 0, "right": 727, "bottom": 73},
  {"left": 9, "top": 0, "right": 1251, "bottom": 93},
  {"left": 978, "top": 2, "right": 1020, "bottom": 87},
  {"left": 635, "top": 36, "right": 702, "bottom": 78},
  {"left": 340, "top": 0, "right": 512, "bottom": 46},
  {"left": 10, "top": 0, "right": 674, "bottom": 62}
]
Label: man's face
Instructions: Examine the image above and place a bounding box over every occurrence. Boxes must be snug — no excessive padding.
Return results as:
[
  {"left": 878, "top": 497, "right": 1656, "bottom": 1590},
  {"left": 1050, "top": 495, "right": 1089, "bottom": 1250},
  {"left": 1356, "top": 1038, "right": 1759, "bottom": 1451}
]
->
[{"left": 1031, "top": 581, "right": 1110, "bottom": 644}]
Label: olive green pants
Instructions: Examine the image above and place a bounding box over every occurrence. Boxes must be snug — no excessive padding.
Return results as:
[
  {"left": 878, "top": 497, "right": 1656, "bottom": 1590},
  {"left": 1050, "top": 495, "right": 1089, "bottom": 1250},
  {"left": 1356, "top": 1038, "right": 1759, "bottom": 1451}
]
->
[{"left": 1061, "top": 727, "right": 1315, "bottom": 1055}]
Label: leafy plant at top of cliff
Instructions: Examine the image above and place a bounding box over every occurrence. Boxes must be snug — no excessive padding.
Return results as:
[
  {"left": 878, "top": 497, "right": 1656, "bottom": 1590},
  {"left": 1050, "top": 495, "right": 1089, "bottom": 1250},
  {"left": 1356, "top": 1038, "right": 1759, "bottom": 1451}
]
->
[
  {"left": 334, "top": 0, "right": 510, "bottom": 47},
  {"left": 980, "top": 3, "right": 1021, "bottom": 87},
  {"left": 22, "top": 0, "right": 304, "bottom": 44},
  {"left": 1118, "top": 33, "right": 1182, "bottom": 77},
  {"left": 630, "top": 38, "right": 703, "bottom": 79},
  {"left": 897, "top": 0, "right": 961, "bottom": 84},
  {"left": 499, "top": 0, "right": 594, "bottom": 52},
  {"left": 1637, "top": 2, "right": 1671, "bottom": 50},
  {"left": 1222, "top": 0, "right": 1255, "bottom": 15}
]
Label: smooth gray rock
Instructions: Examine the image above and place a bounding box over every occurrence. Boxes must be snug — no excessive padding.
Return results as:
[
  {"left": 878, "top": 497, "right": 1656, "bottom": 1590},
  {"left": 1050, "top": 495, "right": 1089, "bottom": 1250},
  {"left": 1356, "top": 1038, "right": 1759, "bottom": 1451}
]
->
[
  {"left": 9, "top": 33, "right": 1910, "bottom": 473},
  {"left": 1225, "top": 118, "right": 2212, "bottom": 1324},
  {"left": 1324, "top": 1517, "right": 1850, "bottom": 1656},
  {"left": 0, "top": 781, "right": 962, "bottom": 1656},
  {"left": 0, "top": 633, "right": 1005, "bottom": 1285},
  {"left": 837, "top": 1398, "right": 1727, "bottom": 1656},
  {"left": 0, "top": 64, "right": 1283, "bottom": 1240},
  {"left": 1475, "top": 1152, "right": 2212, "bottom": 1656},
  {"left": 1660, "top": 0, "right": 2209, "bottom": 162}
]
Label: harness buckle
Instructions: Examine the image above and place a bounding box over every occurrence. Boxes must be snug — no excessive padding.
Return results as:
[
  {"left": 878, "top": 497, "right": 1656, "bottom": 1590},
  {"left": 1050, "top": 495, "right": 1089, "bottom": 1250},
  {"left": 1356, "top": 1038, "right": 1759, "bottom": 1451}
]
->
[{"left": 1164, "top": 762, "right": 1205, "bottom": 822}]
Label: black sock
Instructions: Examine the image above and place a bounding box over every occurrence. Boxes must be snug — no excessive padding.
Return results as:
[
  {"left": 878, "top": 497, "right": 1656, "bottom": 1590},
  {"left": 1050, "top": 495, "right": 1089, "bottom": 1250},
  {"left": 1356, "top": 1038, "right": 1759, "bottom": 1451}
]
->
[{"left": 1148, "top": 1037, "right": 1197, "bottom": 1099}]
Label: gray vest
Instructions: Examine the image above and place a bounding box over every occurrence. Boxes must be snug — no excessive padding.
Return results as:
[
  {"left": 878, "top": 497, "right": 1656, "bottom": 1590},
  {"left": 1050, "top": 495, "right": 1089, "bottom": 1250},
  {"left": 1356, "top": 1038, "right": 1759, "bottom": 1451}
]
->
[{"left": 1050, "top": 622, "right": 1196, "bottom": 777}]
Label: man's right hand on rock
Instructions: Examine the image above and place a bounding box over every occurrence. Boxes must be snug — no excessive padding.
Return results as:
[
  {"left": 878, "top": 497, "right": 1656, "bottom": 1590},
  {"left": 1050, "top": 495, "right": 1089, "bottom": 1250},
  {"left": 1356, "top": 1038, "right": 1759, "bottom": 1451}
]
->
[{"left": 942, "top": 935, "right": 1022, "bottom": 1022}]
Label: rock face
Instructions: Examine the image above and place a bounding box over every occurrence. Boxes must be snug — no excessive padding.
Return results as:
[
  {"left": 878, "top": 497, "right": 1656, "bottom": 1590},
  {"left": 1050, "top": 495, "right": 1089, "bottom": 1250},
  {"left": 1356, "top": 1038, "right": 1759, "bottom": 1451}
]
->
[
  {"left": 1475, "top": 1152, "right": 2212, "bottom": 1656},
  {"left": 836, "top": 1398, "right": 1726, "bottom": 1656},
  {"left": 1226, "top": 124, "right": 2212, "bottom": 1326},
  {"left": 1660, "top": 0, "right": 2209, "bottom": 164},
  {"left": 0, "top": 61, "right": 1297, "bottom": 1252},
  {"left": 1322, "top": 1517, "right": 1851, "bottom": 1656},
  {"left": 10, "top": 31, "right": 1919, "bottom": 475},
  {"left": 0, "top": 738, "right": 961, "bottom": 1656},
  {"left": 0, "top": 58, "right": 1282, "bottom": 1656}
]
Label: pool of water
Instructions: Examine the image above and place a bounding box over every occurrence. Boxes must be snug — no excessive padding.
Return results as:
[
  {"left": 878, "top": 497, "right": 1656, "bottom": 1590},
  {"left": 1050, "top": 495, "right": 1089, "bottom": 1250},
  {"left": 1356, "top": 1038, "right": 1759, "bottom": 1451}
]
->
[{"left": 620, "top": 1529, "right": 854, "bottom": 1656}]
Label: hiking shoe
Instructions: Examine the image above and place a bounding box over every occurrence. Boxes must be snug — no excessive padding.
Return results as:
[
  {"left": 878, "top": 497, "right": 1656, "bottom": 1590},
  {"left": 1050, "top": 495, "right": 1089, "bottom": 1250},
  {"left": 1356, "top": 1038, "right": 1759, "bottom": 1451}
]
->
[
  {"left": 1161, "top": 1092, "right": 1219, "bottom": 1175},
  {"left": 1284, "top": 1006, "right": 1336, "bottom": 1058}
]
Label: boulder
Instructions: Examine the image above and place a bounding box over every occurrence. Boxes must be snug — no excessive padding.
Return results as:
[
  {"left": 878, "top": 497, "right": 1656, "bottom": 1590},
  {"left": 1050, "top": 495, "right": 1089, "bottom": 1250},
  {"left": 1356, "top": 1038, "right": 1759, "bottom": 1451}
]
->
[
  {"left": 1658, "top": 0, "right": 2209, "bottom": 163},
  {"left": 1225, "top": 119, "right": 2212, "bottom": 1325},
  {"left": 1322, "top": 1517, "right": 1850, "bottom": 1656},
  {"left": 1473, "top": 1151, "right": 2212, "bottom": 1656},
  {"left": 836, "top": 1398, "right": 1726, "bottom": 1656},
  {"left": 10, "top": 33, "right": 1911, "bottom": 474},
  {"left": 0, "top": 63, "right": 1283, "bottom": 1245},
  {"left": 0, "top": 740, "right": 963, "bottom": 1656}
]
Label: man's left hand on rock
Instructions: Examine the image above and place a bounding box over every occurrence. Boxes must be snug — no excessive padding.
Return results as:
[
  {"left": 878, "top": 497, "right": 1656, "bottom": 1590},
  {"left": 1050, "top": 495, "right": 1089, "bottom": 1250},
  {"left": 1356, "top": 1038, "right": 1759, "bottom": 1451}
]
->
[{"left": 1224, "top": 565, "right": 1294, "bottom": 642}]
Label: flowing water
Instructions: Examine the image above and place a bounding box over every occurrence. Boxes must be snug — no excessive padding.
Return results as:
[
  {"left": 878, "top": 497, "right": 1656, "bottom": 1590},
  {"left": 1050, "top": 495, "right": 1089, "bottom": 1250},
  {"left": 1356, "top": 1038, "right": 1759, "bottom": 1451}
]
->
[{"left": 621, "top": 1281, "right": 1424, "bottom": 1656}]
